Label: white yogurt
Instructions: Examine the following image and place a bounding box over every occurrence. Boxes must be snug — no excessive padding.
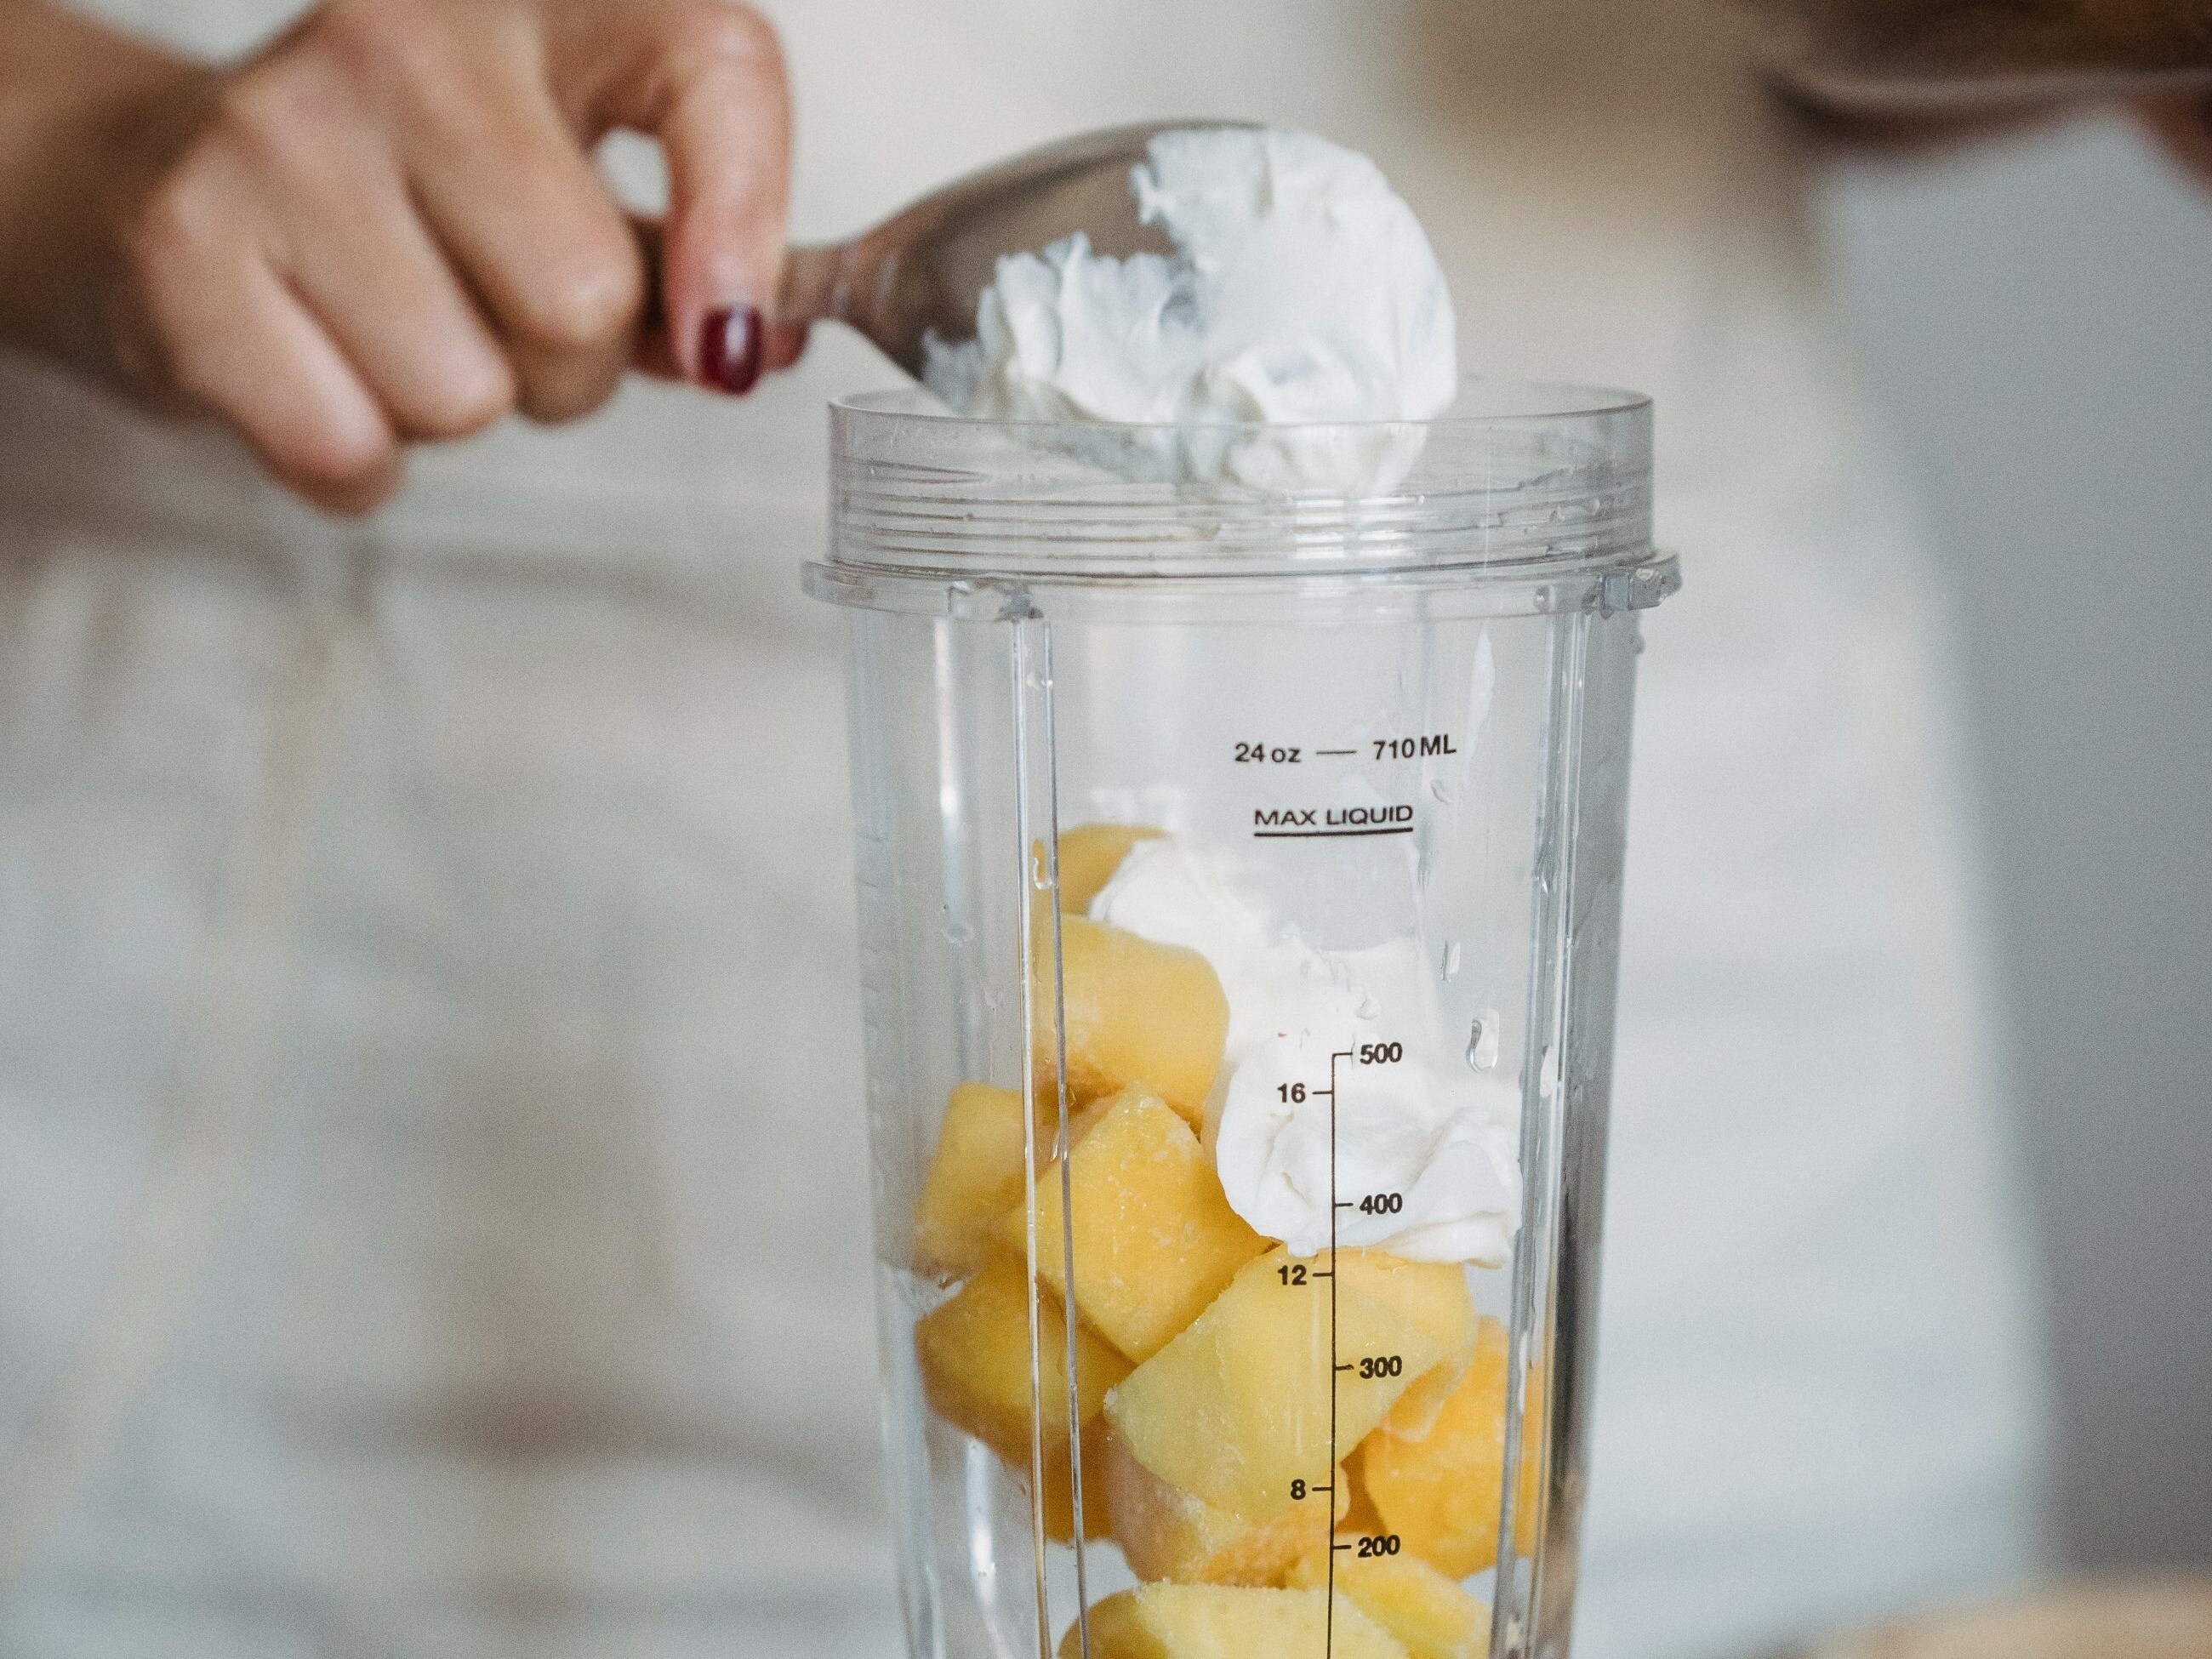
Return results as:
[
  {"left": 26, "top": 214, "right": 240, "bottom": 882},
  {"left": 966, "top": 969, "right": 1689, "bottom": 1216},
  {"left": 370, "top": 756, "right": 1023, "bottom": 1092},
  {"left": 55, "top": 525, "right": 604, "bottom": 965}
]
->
[
  {"left": 1090, "top": 837, "right": 1519, "bottom": 1264},
  {"left": 924, "top": 127, "right": 1457, "bottom": 488}
]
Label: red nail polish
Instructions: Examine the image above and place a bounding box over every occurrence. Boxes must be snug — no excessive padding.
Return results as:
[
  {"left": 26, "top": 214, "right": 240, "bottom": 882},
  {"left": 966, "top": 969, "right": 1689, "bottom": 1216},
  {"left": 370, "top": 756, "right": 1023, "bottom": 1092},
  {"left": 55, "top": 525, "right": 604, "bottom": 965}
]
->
[{"left": 699, "top": 305, "right": 763, "bottom": 396}]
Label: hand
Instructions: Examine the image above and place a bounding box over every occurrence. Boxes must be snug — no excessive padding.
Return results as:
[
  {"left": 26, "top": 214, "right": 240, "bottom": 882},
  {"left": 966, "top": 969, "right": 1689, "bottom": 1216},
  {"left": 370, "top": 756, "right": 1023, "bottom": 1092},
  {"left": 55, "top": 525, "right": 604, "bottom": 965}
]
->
[
  {"left": 2139, "top": 88, "right": 2212, "bottom": 194},
  {"left": 0, "top": 0, "right": 801, "bottom": 513}
]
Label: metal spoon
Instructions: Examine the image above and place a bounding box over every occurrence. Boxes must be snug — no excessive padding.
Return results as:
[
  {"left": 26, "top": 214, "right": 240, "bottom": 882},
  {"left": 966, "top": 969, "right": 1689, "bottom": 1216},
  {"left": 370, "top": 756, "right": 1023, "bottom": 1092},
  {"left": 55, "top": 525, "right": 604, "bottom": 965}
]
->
[{"left": 775, "top": 121, "right": 1248, "bottom": 378}]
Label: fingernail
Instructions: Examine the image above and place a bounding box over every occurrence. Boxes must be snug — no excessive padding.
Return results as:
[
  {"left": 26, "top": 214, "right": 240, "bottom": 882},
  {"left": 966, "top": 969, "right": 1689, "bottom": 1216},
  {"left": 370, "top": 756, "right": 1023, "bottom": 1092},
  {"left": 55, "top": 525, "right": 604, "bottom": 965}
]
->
[{"left": 698, "top": 305, "right": 762, "bottom": 396}]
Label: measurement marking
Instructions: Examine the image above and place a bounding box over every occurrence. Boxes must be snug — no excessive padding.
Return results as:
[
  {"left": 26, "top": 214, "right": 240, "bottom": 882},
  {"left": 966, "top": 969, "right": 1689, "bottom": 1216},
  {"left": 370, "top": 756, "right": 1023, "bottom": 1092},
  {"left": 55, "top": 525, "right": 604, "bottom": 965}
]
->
[
  {"left": 1314, "top": 748, "right": 1356, "bottom": 755},
  {"left": 1251, "top": 826, "right": 1415, "bottom": 840},
  {"left": 1324, "top": 1045, "right": 1351, "bottom": 1659}
]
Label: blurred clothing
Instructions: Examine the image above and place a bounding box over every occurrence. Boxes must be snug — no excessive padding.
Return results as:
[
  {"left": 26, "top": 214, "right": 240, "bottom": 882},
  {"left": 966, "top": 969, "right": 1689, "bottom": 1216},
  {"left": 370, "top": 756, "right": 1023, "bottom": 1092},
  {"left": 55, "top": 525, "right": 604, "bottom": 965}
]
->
[{"left": 0, "top": 2, "right": 2050, "bottom": 1656}]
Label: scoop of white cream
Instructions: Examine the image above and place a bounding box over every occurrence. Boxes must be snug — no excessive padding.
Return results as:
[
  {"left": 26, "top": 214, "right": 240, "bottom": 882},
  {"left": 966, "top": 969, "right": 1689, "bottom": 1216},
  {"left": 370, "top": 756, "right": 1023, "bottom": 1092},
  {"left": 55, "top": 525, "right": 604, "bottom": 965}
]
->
[
  {"left": 1090, "top": 836, "right": 1519, "bottom": 1264},
  {"left": 924, "top": 127, "right": 1457, "bottom": 488}
]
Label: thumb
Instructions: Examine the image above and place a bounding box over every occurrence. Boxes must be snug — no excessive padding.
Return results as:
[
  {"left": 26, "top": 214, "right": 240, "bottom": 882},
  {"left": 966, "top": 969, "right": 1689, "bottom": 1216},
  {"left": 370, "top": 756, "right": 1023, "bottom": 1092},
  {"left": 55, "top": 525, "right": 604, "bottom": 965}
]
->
[{"left": 559, "top": 0, "right": 790, "bottom": 391}]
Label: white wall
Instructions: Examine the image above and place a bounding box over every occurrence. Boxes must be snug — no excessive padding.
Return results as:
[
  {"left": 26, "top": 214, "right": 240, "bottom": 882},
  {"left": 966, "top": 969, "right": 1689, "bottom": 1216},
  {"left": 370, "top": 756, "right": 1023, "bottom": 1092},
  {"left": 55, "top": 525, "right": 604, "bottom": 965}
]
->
[{"left": 1823, "top": 113, "right": 2212, "bottom": 1571}]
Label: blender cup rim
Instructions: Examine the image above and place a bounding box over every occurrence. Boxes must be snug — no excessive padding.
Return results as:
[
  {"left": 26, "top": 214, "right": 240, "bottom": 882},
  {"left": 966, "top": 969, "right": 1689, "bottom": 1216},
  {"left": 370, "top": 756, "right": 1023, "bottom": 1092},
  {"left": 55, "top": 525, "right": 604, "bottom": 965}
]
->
[
  {"left": 831, "top": 378, "right": 1652, "bottom": 434},
  {"left": 810, "top": 377, "right": 1669, "bottom": 615}
]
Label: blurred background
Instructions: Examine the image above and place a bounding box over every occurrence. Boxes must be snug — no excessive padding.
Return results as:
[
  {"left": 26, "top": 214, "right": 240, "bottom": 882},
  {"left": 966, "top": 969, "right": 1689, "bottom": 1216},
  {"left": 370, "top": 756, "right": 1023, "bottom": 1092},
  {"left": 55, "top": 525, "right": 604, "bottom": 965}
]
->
[{"left": 1823, "top": 109, "right": 2212, "bottom": 1571}]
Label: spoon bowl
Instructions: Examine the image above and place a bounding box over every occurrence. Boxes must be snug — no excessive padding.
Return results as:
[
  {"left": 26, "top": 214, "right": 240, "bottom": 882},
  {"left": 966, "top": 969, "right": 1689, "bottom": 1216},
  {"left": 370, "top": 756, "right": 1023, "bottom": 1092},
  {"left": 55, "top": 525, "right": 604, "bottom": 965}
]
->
[{"left": 777, "top": 122, "right": 1248, "bottom": 378}]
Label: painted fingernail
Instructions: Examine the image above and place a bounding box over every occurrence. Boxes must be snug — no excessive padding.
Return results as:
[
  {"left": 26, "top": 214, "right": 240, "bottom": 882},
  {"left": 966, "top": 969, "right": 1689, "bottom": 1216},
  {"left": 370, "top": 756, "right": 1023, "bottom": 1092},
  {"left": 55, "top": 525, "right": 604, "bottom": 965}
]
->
[{"left": 698, "top": 305, "right": 763, "bottom": 396}]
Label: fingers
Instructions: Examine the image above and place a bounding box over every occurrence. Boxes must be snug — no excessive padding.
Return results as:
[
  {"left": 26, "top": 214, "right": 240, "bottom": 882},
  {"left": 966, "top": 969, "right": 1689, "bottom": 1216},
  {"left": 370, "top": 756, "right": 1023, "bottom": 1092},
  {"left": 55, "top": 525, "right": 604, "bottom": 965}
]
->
[
  {"left": 220, "top": 273, "right": 404, "bottom": 514},
  {"left": 763, "top": 317, "right": 810, "bottom": 373},
  {"left": 632, "top": 305, "right": 807, "bottom": 382},
  {"left": 625, "top": 212, "right": 807, "bottom": 383},
  {"left": 98, "top": 0, "right": 801, "bottom": 516},
  {"left": 248, "top": 92, "right": 518, "bottom": 440},
  {"left": 402, "top": 105, "right": 644, "bottom": 417},
  {"left": 131, "top": 186, "right": 401, "bottom": 512},
  {"left": 345, "top": 3, "right": 643, "bottom": 424},
  {"left": 555, "top": 0, "right": 791, "bottom": 386},
  {"left": 381, "top": 0, "right": 793, "bottom": 411}
]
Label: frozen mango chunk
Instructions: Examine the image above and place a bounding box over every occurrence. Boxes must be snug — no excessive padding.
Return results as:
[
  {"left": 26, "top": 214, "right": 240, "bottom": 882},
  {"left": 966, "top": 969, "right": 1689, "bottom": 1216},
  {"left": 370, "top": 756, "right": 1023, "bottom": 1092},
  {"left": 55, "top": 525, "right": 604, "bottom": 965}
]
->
[
  {"left": 1057, "top": 823, "right": 1164, "bottom": 914},
  {"left": 915, "top": 1257, "right": 1132, "bottom": 1468},
  {"left": 1104, "top": 1427, "right": 1346, "bottom": 1585},
  {"left": 1036, "top": 917, "right": 1227, "bottom": 1128},
  {"left": 1106, "top": 1247, "right": 1462, "bottom": 1521},
  {"left": 1337, "top": 1254, "right": 1479, "bottom": 1441},
  {"left": 914, "top": 1082, "right": 1032, "bottom": 1278},
  {"left": 1354, "top": 1319, "right": 1538, "bottom": 1578},
  {"left": 1382, "top": 1361, "right": 1473, "bottom": 1445},
  {"left": 1041, "top": 1422, "right": 1113, "bottom": 1544},
  {"left": 1337, "top": 1461, "right": 1390, "bottom": 1540},
  {"left": 1286, "top": 1549, "right": 1487, "bottom": 1659},
  {"left": 1003, "top": 1083, "right": 1267, "bottom": 1363},
  {"left": 1066, "top": 1584, "right": 1409, "bottom": 1659}
]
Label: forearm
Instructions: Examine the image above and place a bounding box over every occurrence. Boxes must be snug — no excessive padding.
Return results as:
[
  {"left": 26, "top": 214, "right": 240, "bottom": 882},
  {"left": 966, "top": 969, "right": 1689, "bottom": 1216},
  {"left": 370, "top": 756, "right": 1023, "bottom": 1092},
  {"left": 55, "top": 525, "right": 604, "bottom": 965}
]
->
[
  {"left": 1748, "top": 0, "right": 2211, "bottom": 166},
  {"left": 0, "top": 1, "right": 198, "bottom": 369},
  {"left": 1770, "top": 77, "right": 2068, "bottom": 159},
  {"left": 1752, "top": 0, "right": 2212, "bottom": 114}
]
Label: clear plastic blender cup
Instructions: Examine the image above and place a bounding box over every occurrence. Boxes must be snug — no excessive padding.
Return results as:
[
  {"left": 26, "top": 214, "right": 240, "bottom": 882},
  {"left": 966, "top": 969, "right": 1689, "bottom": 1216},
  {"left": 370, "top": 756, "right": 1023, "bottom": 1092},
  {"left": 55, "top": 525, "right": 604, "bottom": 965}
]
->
[{"left": 805, "top": 385, "right": 1676, "bottom": 1659}]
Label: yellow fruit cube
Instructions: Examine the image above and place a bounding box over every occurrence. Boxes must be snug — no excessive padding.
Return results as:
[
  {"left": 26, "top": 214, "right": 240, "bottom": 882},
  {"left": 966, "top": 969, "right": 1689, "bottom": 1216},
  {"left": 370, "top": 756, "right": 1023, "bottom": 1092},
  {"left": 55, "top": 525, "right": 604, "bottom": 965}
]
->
[
  {"left": 1041, "top": 1422, "right": 1114, "bottom": 1544},
  {"left": 1036, "top": 917, "right": 1228, "bottom": 1128},
  {"left": 1105, "top": 1247, "right": 1463, "bottom": 1522},
  {"left": 1354, "top": 1319, "right": 1539, "bottom": 1578},
  {"left": 1382, "top": 1363, "right": 1472, "bottom": 1444},
  {"left": 1286, "top": 1549, "right": 1488, "bottom": 1659},
  {"left": 1003, "top": 1084, "right": 1267, "bottom": 1363},
  {"left": 1056, "top": 823, "right": 1164, "bottom": 914},
  {"left": 1337, "top": 1462, "right": 1390, "bottom": 1540},
  {"left": 915, "top": 1257, "right": 1132, "bottom": 1468},
  {"left": 1103, "top": 1428, "right": 1346, "bottom": 1585},
  {"left": 1066, "top": 1584, "right": 1410, "bottom": 1659},
  {"left": 1336, "top": 1254, "right": 1478, "bottom": 1440},
  {"left": 914, "top": 1081, "right": 1033, "bottom": 1278}
]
